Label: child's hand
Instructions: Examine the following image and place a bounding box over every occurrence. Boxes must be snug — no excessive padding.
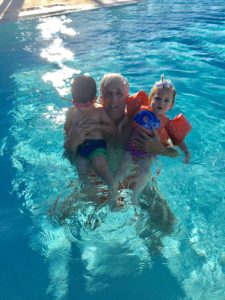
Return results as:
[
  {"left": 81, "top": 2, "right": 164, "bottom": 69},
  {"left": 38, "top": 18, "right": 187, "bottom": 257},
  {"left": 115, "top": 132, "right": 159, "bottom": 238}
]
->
[{"left": 183, "top": 152, "right": 190, "bottom": 164}]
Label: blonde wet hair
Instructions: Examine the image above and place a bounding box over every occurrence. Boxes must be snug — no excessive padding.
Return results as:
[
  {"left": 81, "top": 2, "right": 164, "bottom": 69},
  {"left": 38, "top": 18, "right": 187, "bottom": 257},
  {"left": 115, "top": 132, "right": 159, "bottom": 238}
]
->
[
  {"left": 100, "top": 73, "right": 129, "bottom": 98},
  {"left": 149, "top": 74, "right": 176, "bottom": 105}
]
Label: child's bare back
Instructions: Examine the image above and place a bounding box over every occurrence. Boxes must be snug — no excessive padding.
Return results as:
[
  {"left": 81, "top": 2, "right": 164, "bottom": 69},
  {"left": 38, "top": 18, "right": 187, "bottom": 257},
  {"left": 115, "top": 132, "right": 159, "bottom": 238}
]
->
[{"left": 66, "top": 103, "right": 110, "bottom": 140}]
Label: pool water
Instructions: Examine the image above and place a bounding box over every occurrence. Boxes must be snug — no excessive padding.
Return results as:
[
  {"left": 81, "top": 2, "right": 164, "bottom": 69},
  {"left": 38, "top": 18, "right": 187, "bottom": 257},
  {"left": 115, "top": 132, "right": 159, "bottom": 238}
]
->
[{"left": 0, "top": 0, "right": 225, "bottom": 299}]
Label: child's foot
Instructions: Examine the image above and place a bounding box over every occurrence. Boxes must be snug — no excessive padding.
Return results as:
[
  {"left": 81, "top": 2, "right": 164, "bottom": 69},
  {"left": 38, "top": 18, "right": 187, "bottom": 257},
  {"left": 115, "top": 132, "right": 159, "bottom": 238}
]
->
[{"left": 116, "top": 196, "right": 125, "bottom": 207}]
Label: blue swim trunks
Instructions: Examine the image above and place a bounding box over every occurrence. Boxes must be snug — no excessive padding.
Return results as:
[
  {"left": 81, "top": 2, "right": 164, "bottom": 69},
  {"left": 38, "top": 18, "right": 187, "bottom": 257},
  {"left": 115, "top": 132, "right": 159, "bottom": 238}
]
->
[{"left": 77, "top": 139, "right": 108, "bottom": 160}]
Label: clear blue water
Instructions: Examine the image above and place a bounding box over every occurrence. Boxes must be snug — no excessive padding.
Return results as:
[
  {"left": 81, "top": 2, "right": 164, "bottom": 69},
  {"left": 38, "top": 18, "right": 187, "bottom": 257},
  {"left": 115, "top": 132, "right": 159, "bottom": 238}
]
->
[{"left": 1, "top": 0, "right": 225, "bottom": 299}]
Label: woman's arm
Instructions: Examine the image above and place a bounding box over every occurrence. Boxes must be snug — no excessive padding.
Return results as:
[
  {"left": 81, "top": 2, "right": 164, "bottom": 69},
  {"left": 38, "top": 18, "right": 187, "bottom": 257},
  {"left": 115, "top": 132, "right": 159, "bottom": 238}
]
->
[
  {"left": 131, "top": 127, "right": 179, "bottom": 158},
  {"left": 80, "top": 120, "right": 117, "bottom": 138},
  {"left": 118, "top": 115, "right": 129, "bottom": 135},
  {"left": 66, "top": 123, "right": 88, "bottom": 151},
  {"left": 80, "top": 108, "right": 117, "bottom": 138},
  {"left": 99, "top": 108, "right": 117, "bottom": 135}
]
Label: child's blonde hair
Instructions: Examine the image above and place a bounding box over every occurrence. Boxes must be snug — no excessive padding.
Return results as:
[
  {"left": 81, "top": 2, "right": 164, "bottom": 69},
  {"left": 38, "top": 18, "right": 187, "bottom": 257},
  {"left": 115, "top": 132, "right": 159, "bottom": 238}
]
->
[{"left": 149, "top": 74, "right": 176, "bottom": 105}]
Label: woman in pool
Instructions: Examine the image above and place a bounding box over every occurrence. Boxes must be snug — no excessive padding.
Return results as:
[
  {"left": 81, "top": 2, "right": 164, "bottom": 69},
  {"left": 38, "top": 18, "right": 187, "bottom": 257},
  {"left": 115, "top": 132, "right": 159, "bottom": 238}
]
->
[
  {"left": 55, "top": 73, "right": 177, "bottom": 233},
  {"left": 65, "top": 73, "right": 178, "bottom": 170}
]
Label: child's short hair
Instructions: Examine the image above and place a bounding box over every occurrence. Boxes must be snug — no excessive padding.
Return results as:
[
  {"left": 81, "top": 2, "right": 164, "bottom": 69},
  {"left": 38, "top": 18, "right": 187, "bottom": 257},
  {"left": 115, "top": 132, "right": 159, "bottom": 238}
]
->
[
  {"left": 149, "top": 75, "right": 176, "bottom": 105},
  {"left": 71, "top": 75, "right": 97, "bottom": 103}
]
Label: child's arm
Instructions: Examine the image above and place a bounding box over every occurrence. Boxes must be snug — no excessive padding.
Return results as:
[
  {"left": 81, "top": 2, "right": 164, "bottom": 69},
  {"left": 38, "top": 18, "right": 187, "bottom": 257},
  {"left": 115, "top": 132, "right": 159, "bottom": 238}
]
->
[{"left": 177, "top": 141, "right": 191, "bottom": 163}]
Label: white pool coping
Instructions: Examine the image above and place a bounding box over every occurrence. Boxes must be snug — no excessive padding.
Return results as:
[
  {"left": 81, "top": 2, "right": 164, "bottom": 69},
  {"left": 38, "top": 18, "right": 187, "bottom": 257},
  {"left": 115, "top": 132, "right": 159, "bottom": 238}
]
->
[{"left": 0, "top": 0, "right": 138, "bottom": 22}]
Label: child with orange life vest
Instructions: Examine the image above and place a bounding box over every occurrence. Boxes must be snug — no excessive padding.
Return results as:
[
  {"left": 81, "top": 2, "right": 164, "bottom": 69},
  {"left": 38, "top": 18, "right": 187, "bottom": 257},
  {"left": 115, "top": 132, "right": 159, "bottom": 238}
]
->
[{"left": 116, "top": 75, "right": 192, "bottom": 203}]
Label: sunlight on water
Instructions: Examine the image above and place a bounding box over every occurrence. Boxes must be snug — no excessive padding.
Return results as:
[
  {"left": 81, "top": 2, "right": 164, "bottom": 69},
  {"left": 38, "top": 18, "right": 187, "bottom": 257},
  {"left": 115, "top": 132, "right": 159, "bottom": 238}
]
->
[
  {"left": 43, "top": 105, "right": 67, "bottom": 126},
  {"left": 42, "top": 65, "right": 80, "bottom": 97},
  {"left": 38, "top": 17, "right": 81, "bottom": 97},
  {"left": 1, "top": 0, "right": 225, "bottom": 299},
  {"left": 37, "top": 16, "right": 78, "bottom": 39},
  {"left": 40, "top": 37, "right": 74, "bottom": 62}
]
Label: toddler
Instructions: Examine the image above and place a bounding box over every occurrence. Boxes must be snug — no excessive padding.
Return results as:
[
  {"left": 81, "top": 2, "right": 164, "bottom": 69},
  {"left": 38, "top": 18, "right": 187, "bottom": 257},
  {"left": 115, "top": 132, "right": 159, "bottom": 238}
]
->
[
  {"left": 64, "top": 75, "right": 121, "bottom": 205},
  {"left": 117, "top": 75, "right": 192, "bottom": 202}
]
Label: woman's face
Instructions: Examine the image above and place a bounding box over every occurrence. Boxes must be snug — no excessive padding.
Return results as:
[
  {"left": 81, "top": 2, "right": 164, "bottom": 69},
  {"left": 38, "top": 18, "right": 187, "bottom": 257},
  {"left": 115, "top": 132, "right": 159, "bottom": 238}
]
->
[{"left": 102, "top": 81, "right": 127, "bottom": 122}]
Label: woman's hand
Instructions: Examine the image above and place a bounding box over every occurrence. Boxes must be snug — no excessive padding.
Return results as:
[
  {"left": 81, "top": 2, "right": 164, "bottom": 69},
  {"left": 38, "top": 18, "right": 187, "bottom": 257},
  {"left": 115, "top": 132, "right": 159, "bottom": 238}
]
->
[
  {"left": 79, "top": 120, "right": 98, "bottom": 133},
  {"left": 80, "top": 120, "right": 117, "bottom": 137},
  {"left": 65, "top": 121, "right": 87, "bottom": 151},
  {"left": 131, "top": 127, "right": 179, "bottom": 157},
  {"left": 131, "top": 127, "right": 164, "bottom": 154}
]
